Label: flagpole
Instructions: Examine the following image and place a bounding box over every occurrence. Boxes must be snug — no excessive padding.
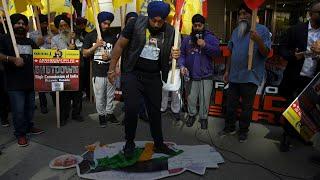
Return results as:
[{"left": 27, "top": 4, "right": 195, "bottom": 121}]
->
[
  {"left": 91, "top": 0, "right": 102, "bottom": 39},
  {"left": 70, "top": 0, "right": 75, "bottom": 44},
  {"left": 0, "top": 10, "right": 7, "bottom": 34},
  {"left": 34, "top": 6, "right": 41, "bottom": 31},
  {"left": 29, "top": 5, "right": 37, "bottom": 31},
  {"left": 47, "top": 0, "right": 51, "bottom": 35},
  {"left": 170, "top": 18, "right": 180, "bottom": 84},
  {"left": 1, "top": 0, "right": 19, "bottom": 57}
]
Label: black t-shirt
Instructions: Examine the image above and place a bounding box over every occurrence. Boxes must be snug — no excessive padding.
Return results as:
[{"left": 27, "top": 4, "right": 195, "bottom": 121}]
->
[
  {"left": 0, "top": 34, "right": 38, "bottom": 91},
  {"left": 121, "top": 19, "right": 163, "bottom": 73},
  {"left": 83, "top": 30, "right": 117, "bottom": 77}
]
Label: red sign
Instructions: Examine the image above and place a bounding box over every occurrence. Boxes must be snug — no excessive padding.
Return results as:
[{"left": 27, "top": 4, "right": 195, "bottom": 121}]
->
[{"left": 33, "top": 49, "right": 80, "bottom": 92}]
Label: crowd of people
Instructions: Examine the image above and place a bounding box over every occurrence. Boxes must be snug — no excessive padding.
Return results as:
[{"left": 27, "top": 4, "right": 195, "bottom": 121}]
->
[{"left": 0, "top": 1, "right": 319, "bottom": 161}]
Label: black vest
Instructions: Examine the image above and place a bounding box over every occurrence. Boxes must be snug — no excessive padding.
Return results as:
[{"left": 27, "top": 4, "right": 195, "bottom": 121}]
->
[{"left": 122, "top": 16, "right": 174, "bottom": 82}]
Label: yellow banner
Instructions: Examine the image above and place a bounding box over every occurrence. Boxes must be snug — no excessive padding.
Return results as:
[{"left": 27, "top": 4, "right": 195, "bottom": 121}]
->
[
  {"left": 112, "top": 0, "right": 133, "bottom": 10},
  {"left": 33, "top": 49, "right": 80, "bottom": 59}
]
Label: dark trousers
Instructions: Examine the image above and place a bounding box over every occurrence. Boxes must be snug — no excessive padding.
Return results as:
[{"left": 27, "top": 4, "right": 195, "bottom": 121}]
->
[
  {"left": 0, "top": 71, "right": 9, "bottom": 122},
  {"left": 7, "top": 91, "right": 35, "bottom": 138},
  {"left": 0, "top": 91, "right": 9, "bottom": 122},
  {"left": 121, "top": 71, "right": 163, "bottom": 146},
  {"left": 225, "top": 82, "right": 258, "bottom": 133},
  {"left": 59, "top": 91, "right": 82, "bottom": 122},
  {"left": 39, "top": 92, "right": 55, "bottom": 108}
]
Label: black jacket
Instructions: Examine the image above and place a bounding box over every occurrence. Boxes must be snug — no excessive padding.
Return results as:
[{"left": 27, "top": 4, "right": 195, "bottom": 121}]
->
[{"left": 122, "top": 16, "right": 175, "bottom": 82}]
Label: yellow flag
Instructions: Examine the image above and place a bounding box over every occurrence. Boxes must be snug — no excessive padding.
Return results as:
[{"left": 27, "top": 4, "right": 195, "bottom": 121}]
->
[
  {"left": 112, "top": 0, "right": 132, "bottom": 10},
  {"left": 83, "top": 0, "right": 100, "bottom": 32},
  {"left": 181, "top": 0, "right": 202, "bottom": 35},
  {"left": 41, "top": 0, "right": 72, "bottom": 14},
  {"left": 27, "top": 0, "right": 43, "bottom": 9}
]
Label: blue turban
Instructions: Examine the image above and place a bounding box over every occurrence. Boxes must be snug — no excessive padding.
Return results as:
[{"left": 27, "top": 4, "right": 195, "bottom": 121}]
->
[
  {"left": 98, "top": 11, "right": 114, "bottom": 24},
  {"left": 147, "top": 1, "right": 170, "bottom": 19}
]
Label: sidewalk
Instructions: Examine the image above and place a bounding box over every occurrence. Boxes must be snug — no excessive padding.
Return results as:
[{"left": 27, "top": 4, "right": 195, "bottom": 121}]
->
[{"left": 0, "top": 100, "right": 319, "bottom": 180}]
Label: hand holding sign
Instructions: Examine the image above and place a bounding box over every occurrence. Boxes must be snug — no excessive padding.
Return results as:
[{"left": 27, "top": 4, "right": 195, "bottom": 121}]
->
[{"left": 244, "top": 0, "right": 265, "bottom": 70}]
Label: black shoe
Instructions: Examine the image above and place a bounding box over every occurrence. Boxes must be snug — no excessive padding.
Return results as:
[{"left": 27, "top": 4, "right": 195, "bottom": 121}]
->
[
  {"left": 173, "top": 113, "right": 180, "bottom": 121},
  {"left": 99, "top": 115, "right": 107, "bottom": 128},
  {"left": 60, "top": 119, "right": 67, "bottom": 126},
  {"left": 1, "top": 119, "right": 9, "bottom": 127},
  {"left": 106, "top": 114, "right": 120, "bottom": 124},
  {"left": 40, "top": 106, "right": 48, "bottom": 114},
  {"left": 185, "top": 115, "right": 196, "bottom": 127},
  {"left": 218, "top": 128, "right": 236, "bottom": 137},
  {"left": 138, "top": 113, "right": 149, "bottom": 122},
  {"left": 239, "top": 132, "right": 248, "bottom": 143},
  {"left": 72, "top": 115, "right": 84, "bottom": 122},
  {"left": 123, "top": 141, "right": 135, "bottom": 159},
  {"left": 310, "top": 156, "right": 320, "bottom": 166},
  {"left": 200, "top": 119, "right": 208, "bottom": 129},
  {"left": 154, "top": 143, "right": 176, "bottom": 155},
  {"left": 279, "top": 133, "right": 290, "bottom": 152}
]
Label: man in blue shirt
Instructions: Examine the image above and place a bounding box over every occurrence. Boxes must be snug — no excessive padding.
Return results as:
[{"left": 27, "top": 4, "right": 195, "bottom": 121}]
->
[{"left": 220, "top": 3, "right": 271, "bottom": 142}]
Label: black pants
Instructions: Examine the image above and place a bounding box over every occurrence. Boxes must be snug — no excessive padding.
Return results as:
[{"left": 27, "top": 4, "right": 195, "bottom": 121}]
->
[
  {"left": 59, "top": 91, "right": 82, "bottom": 122},
  {"left": 225, "top": 82, "right": 258, "bottom": 133},
  {"left": 121, "top": 71, "right": 163, "bottom": 146},
  {"left": 0, "top": 70, "right": 9, "bottom": 122},
  {"left": 39, "top": 92, "right": 55, "bottom": 108}
]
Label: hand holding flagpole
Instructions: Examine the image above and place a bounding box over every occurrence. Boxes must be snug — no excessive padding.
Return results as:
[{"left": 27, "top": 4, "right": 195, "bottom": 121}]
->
[
  {"left": 1, "top": 0, "right": 19, "bottom": 58},
  {"left": 244, "top": 0, "right": 265, "bottom": 70}
]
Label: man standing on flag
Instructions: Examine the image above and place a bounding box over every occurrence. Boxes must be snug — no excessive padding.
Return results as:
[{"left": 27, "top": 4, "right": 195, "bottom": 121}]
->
[
  {"left": 179, "top": 14, "right": 221, "bottom": 130},
  {"left": 83, "top": 11, "right": 120, "bottom": 128},
  {"left": 108, "top": 1, "right": 180, "bottom": 158},
  {"left": 0, "top": 13, "right": 44, "bottom": 147}
]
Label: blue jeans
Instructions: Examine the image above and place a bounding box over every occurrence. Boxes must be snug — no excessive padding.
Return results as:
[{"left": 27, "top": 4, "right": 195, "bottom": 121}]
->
[{"left": 8, "top": 91, "right": 35, "bottom": 138}]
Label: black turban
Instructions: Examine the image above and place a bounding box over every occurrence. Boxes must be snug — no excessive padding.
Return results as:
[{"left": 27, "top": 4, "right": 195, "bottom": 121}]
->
[
  {"left": 54, "top": 14, "right": 70, "bottom": 29},
  {"left": 10, "top": 13, "right": 28, "bottom": 26}
]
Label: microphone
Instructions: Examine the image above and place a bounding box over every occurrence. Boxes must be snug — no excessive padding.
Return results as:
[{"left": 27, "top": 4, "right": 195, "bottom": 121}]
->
[{"left": 196, "top": 34, "right": 200, "bottom": 40}]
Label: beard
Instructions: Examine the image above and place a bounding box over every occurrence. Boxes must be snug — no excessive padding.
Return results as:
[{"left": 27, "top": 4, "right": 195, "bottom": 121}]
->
[
  {"left": 60, "top": 29, "right": 70, "bottom": 43},
  {"left": 13, "top": 27, "right": 27, "bottom": 36},
  {"left": 237, "top": 20, "right": 250, "bottom": 38},
  {"left": 148, "top": 26, "right": 161, "bottom": 35},
  {"left": 41, "top": 28, "right": 48, "bottom": 36}
]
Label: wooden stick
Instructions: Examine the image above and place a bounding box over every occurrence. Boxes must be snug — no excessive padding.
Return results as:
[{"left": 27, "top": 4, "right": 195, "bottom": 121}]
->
[
  {"left": 170, "top": 19, "right": 180, "bottom": 84},
  {"left": 120, "top": 6, "right": 124, "bottom": 30},
  {"left": 33, "top": 6, "right": 41, "bottom": 31},
  {"left": 56, "top": 91, "right": 60, "bottom": 128},
  {"left": 248, "top": 9, "right": 257, "bottom": 70},
  {"left": 91, "top": 0, "right": 102, "bottom": 39},
  {"left": 47, "top": 0, "right": 51, "bottom": 34},
  {"left": 70, "top": 0, "right": 73, "bottom": 33},
  {"left": 29, "top": 5, "right": 37, "bottom": 31},
  {"left": 1, "top": 0, "right": 19, "bottom": 57},
  {"left": 0, "top": 11, "right": 7, "bottom": 34},
  {"left": 90, "top": 60, "right": 93, "bottom": 102}
]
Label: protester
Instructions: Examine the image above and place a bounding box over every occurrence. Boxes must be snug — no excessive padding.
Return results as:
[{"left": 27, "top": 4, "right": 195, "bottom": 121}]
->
[
  {"left": 278, "top": 0, "right": 320, "bottom": 151},
  {"left": 83, "top": 11, "right": 120, "bottom": 127},
  {"left": 74, "top": 17, "right": 90, "bottom": 99},
  {"left": 108, "top": 1, "right": 180, "bottom": 158},
  {"left": 0, "top": 13, "right": 44, "bottom": 147},
  {"left": 179, "top": 14, "right": 221, "bottom": 129},
  {"left": 51, "top": 14, "right": 83, "bottom": 126},
  {"left": 29, "top": 14, "right": 55, "bottom": 114},
  {"left": 220, "top": 3, "right": 271, "bottom": 142}
]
